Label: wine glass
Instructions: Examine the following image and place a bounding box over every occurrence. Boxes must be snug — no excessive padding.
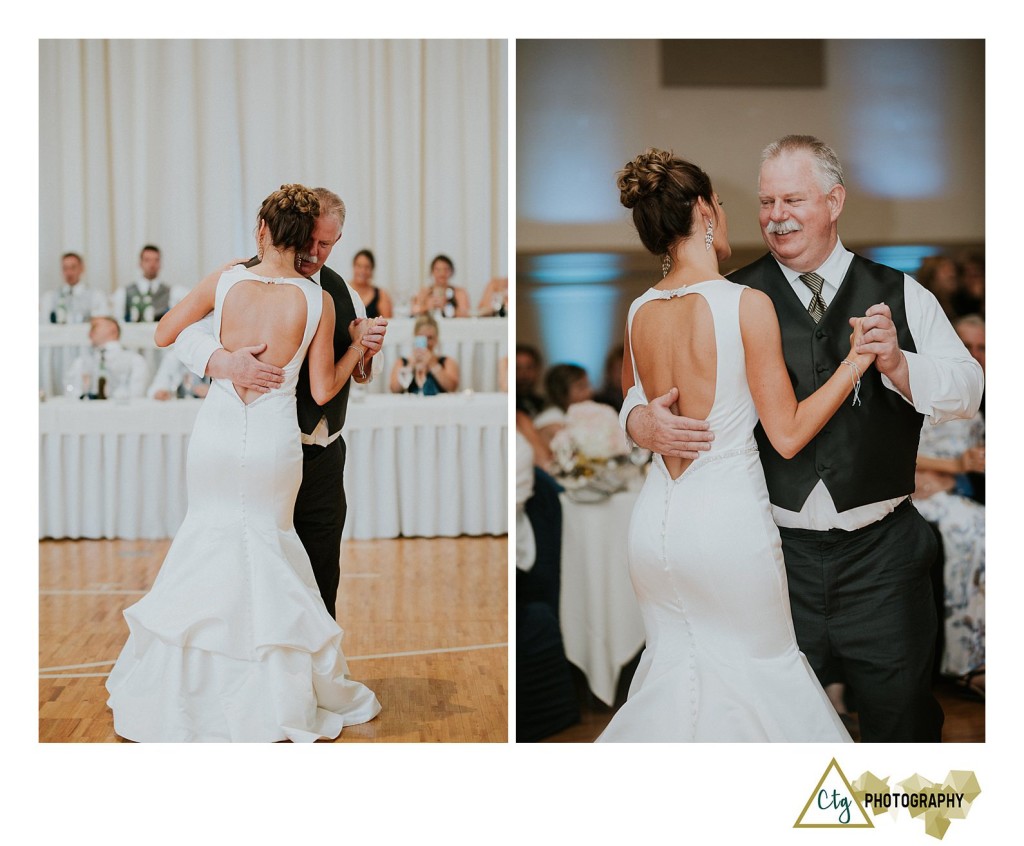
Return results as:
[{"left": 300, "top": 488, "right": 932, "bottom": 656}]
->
[{"left": 398, "top": 364, "right": 414, "bottom": 392}]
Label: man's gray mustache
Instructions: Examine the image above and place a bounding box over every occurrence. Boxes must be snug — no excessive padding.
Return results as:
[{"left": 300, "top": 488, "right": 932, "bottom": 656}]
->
[{"left": 766, "top": 220, "right": 803, "bottom": 235}]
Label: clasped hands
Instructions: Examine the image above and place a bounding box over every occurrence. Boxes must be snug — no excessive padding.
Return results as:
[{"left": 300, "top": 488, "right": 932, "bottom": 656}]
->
[{"left": 631, "top": 303, "right": 903, "bottom": 459}]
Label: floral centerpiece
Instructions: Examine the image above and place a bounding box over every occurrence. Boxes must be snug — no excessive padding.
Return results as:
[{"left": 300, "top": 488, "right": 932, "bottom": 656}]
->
[{"left": 550, "top": 400, "right": 630, "bottom": 478}]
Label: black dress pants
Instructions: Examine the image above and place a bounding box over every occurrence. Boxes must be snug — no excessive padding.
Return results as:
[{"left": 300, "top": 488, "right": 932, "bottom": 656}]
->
[
  {"left": 294, "top": 438, "right": 347, "bottom": 619},
  {"left": 779, "top": 499, "right": 944, "bottom": 743}
]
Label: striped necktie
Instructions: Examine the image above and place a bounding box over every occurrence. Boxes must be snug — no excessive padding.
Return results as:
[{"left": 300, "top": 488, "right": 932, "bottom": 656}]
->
[{"left": 799, "top": 272, "right": 827, "bottom": 322}]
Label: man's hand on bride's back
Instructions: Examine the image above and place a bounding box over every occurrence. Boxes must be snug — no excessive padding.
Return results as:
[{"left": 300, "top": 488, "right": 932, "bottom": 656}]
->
[
  {"left": 626, "top": 387, "right": 714, "bottom": 459},
  {"left": 225, "top": 344, "right": 285, "bottom": 393}
]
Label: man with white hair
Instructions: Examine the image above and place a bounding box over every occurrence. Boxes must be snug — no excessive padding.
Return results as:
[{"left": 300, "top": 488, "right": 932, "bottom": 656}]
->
[{"left": 623, "top": 135, "right": 983, "bottom": 742}]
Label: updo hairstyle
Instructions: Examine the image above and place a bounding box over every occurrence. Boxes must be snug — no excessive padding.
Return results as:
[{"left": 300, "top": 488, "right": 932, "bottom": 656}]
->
[
  {"left": 257, "top": 184, "right": 321, "bottom": 252},
  {"left": 617, "top": 149, "right": 716, "bottom": 257}
]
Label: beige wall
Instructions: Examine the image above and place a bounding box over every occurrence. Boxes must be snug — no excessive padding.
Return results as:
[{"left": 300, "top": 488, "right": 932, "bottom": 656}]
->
[
  {"left": 516, "top": 39, "right": 984, "bottom": 380},
  {"left": 517, "top": 39, "right": 984, "bottom": 253}
]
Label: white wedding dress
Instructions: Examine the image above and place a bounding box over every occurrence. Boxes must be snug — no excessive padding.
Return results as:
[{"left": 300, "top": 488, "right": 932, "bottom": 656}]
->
[
  {"left": 106, "top": 267, "right": 381, "bottom": 742},
  {"left": 597, "top": 279, "right": 851, "bottom": 742}
]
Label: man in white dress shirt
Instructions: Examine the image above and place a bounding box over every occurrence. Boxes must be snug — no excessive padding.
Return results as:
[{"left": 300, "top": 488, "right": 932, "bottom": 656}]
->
[
  {"left": 622, "top": 135, "right": 984, "bottom": 742},
  {"left": 40, "top": 252, "right": 109, "bottom": 324},
  {"left": 65, "top": 316, "right": 149, "bottom": 399},
  {"left": 110, "top": 245, "right": 189, "bottom": 323},
  {"left": 147, "top": 351, "right": 210, "bottom": 400},
  {"left": 173, "top": 187, "right": 386, "bottom": 618}
]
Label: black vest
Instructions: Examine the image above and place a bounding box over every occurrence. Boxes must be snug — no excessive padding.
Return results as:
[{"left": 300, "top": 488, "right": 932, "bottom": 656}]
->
[
  {"left": 296, "top": 264, "right": 357, "bottom": 437},
  {"left": 729, "top": 253, "right": 924, "bottom": 512}
]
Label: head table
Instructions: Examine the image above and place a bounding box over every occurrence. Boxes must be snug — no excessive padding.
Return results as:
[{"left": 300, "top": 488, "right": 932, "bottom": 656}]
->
[
  {"left": 39, "top": 316, "right": 507, "bottom": 399},
  {"left": 39, "top": 392, "right": 507, "bottom": 541}
]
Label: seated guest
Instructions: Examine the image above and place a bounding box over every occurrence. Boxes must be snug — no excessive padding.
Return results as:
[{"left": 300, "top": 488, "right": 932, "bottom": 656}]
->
[
  {"left": 350, "top": 249, "right": 393, "bottom": 319},
  {"left": 952, "top": 252, "right": 985, "bottom": 318},
  {"left": 147, "top": 350, "right": 211, "bottom": 400},
  {"left": 515, "top": 344, "right": 545, "bottom": 418},
  {"left": 516, "top": 431, "right": 579, "bottom": 741},
  {"left": 410, "top": 254, "right": 470, "bottom": 318},
  {"left": 517, "top": 410, "right": 553, "bottom": 472},
  {"left": 40, "top": 252, "right": 109, "bottom": 324},
  {"left": 913, "top": 411, "right": 985, "bottom": 699},
  {"left": 955, "top": 314, "right": 986, "bottom": 502},
  {"left": 65, "top": 316, "right": 148, "bottom": 399},
  {"left": 916, "top": 255, "right": 959, "bottom": 322},
  {"left": 477, "top": 277, "right": 508, "bottom": 316},
  {"left": 110, "top": 244, "right": 189, "bottom": 322},
  {"left": 533, "top": 363, "right": 592, "bottom": 445},
  {"left": 389, "top": 314, "right": 460, "bottom": 395},
  {"left": 592, "top": 344, "right": 625, "bottom": 412}
]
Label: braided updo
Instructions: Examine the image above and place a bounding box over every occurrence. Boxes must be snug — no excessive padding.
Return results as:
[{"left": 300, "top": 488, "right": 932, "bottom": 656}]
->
[
  {"left": 617, "top": 149, "right": 716, "bottom": 257},
  {"left": 257, "top": 184, "right": 321, "bottom": 252}
]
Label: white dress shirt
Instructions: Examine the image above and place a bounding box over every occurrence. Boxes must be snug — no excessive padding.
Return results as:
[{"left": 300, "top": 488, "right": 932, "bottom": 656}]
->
[
  {"left": 147, "top": 349, "right": 209, "bottom": 398},
  {"left": 40, "top": 283, "right": 110, "bottom": 324},
  {"left": 110, "top": 277, "right": 190, "bottom": 322},
  {"left": 64, "top": 341, "right": 149, "bottom": 399},
  {"left": 619, "top": 239, "right": 984, "bottom": 531}
]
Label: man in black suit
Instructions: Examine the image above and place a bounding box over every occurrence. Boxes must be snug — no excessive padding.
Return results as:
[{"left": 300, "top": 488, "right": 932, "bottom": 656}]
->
[
  {"left": 622, "top": 136, "right": 983, "bottom": 741},
  {"left": 175, "top": 187, "right": 386, "bottom": 618}
]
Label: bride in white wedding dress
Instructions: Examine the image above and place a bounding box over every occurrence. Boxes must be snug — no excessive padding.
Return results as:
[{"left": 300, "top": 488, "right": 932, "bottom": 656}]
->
[
  {"left": 106, "top": 184, "right": 380, "bottom": 742},
  {"left": 597, "top": 151, "right": 874, "bottom": 742}
]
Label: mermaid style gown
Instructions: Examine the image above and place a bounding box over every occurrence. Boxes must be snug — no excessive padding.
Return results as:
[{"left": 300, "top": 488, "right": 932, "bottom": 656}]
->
[
  {"left": 597, "top": 279, "right": 850, "bottom": 742},
  {"left": 106, "top": 267, "right": 381, "bottom": 742}
]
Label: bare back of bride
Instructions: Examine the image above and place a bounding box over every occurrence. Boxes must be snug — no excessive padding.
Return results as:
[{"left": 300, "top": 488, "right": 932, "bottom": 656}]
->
[
  {"left": 596, "top": 150, "right": 872, "bottom": 742},
  {"left": 106, "top": 184, "right": 380, "bottom": 742}
]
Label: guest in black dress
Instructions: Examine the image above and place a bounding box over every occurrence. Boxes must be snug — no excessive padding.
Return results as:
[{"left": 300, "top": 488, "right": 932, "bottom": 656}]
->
[
  {"left": 389, "top": 313, "right": 460, "bottom": 395},
  {"left": 350, "top": 249, "right": 393, "bottom": 319},
  {"left": 411, "top": 254, "right": 471, "bottom": 318}
]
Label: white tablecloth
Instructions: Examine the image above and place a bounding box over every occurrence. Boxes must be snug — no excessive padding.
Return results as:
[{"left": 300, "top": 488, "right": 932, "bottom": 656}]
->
[
  {"left": 39, "top": 318, "right": 507, "bottom": 397},
  {"left": 39, "top": 393, "right": 508, "bottom": 541},
  {"left": 558, "top": 488, "right": 646, "bottom": 706}
]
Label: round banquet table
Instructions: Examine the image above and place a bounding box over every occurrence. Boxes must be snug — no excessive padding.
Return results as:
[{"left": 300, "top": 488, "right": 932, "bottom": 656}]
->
[
  {"left": 39, "top": 393, "right": 507, "bottom": 541},
  {"left": 557, "top": 487, "right": 646, "bottom": 706}
]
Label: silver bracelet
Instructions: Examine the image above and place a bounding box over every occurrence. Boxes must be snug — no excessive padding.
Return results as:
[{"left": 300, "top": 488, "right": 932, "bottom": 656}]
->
[
  {"left": 841, "top": 359, "right": 862, "bottom": 406},
  {"left": 349, "top": 345, "right": 366, "bottom": 381}
]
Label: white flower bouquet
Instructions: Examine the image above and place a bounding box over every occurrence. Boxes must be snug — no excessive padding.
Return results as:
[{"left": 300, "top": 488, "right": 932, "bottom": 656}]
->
[{"left": 549, "top": 400, "right": 630, "bottom": 477}]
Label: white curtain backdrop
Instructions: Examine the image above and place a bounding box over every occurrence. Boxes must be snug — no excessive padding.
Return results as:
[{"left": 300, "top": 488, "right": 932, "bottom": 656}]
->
[{"left": 39, "top": 39, "right": 507, "bottom": 307}]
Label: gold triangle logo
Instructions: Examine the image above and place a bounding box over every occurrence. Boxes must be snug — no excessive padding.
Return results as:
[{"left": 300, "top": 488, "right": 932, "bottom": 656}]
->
[{"left": 794, "top": 758, "right": 874, "bottom": 828}]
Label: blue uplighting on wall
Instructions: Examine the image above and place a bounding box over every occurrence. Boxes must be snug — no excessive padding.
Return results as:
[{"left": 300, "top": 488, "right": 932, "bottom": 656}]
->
[
  {"left": 526, "top": 252, "right": 627, "bottom": 384},
  {"left": 528, "top": 283, "right": 621, "bottom": 386},
  {"left": 530, "top": 252, "right": 627, "bottom": 285},
  {"left": 861, "top": 245, "right": 942, "bottom": 275}
]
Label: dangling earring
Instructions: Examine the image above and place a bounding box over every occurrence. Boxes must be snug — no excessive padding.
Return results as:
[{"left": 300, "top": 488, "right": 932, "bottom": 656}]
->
[
  {"left": 295, "top": 254, "right": 303, "bottom": 273},
  {"left": 257, "top": 238, "right": 264, "bottom": 262},
  {"left": 661, "top": 253, "right": 672, "bottom": 278},
  {"left": 705, "top": 220, "right": 714, "bottom": 251}
]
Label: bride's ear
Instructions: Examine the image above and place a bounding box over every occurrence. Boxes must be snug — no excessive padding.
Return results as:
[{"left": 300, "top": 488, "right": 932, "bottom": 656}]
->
[{"left": 694, "top": 196, "right": 717, "bottom": 228}]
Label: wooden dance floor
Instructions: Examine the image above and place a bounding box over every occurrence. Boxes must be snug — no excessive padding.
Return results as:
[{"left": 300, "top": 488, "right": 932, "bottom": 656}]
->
[{"left": 39, "top": 536, "right": 508, "bottom": 743}]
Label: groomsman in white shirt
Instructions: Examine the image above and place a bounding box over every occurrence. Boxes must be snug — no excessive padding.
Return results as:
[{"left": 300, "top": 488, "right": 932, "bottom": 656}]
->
[
  {"left": 40, "top": 252, "right": 109, "bottom": 324},
  {"left": 110, "top": 245, "right": 190, "bottom": 323}
]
